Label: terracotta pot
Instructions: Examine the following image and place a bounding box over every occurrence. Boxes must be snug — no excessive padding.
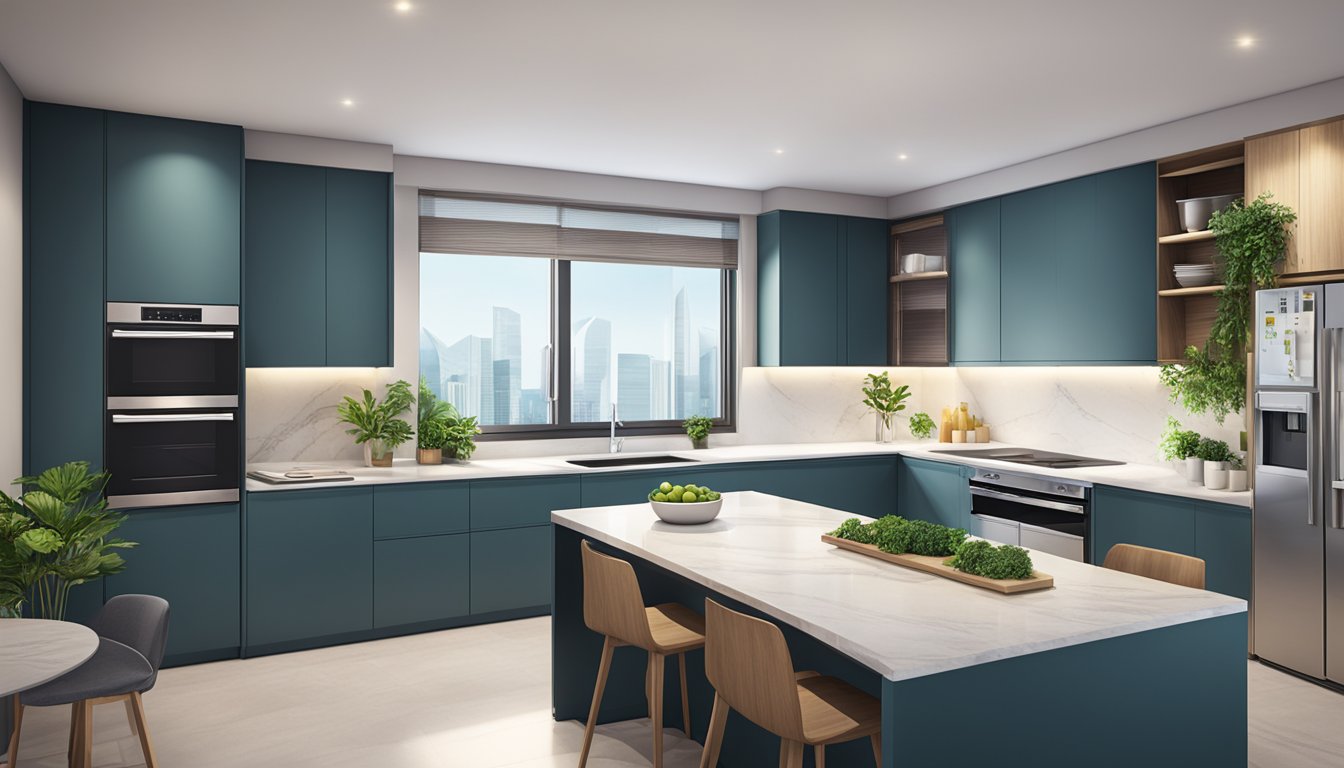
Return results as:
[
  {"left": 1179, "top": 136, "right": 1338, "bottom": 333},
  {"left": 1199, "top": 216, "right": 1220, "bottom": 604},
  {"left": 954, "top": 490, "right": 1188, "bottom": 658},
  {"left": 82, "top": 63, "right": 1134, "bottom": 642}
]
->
[{"left": 417, "top": 448, "right": 442, "bottom": 465}]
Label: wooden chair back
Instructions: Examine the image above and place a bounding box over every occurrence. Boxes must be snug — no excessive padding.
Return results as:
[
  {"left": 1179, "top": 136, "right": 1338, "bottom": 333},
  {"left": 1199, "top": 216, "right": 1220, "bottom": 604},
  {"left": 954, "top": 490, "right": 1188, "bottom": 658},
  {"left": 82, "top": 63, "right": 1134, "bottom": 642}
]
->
[
  {"left": 1102, "top": 543, "right": 1206, "bottom": 590},
  {"left": 703, "top": 598, "right": 805, "bottom": 742},
  {"left": 580, "top": 540, "right": 655, "bottom": 647}
]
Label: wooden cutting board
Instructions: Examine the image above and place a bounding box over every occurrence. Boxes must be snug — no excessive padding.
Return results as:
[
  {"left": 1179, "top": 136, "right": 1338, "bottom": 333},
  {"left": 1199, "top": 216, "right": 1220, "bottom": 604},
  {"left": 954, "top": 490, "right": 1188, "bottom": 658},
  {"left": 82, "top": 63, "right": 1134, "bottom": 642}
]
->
[{"left": 821, "top": 534, "right": 1054, "bottom": 594}]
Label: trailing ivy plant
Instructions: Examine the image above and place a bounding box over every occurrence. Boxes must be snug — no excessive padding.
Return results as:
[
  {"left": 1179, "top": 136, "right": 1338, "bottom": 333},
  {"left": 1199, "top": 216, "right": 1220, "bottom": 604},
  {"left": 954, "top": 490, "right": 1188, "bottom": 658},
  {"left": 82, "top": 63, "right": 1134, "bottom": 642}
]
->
[{"left": 1159, "top": 193, "right": 1297, "bottom": 423}]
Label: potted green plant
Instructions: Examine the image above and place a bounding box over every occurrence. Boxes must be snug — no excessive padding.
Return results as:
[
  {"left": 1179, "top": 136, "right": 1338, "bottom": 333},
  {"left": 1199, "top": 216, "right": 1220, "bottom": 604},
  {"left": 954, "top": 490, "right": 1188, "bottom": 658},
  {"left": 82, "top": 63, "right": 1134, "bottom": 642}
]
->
[
  {"left": 417, "top": 377, "right": 452, "bottom": 465},
  {"left": 1160, "top": 193, "right": 1297, "bottom": 424},
  {"left": 336, "top": 379, "right": 414, "bottom": 467},
  {"left": 0, "top": 462, "right": 136, "bottom": 620},
  {"left": 1158, "top": 417, "right": 1203, "bottom": 481},
  {"left": 683, "top": 416, "right": 713, "bottom": 449},
  {"left": 861, "top": 372, "right": 910, "bottom": 443},
  {"left": 1227, "top": 452, "right": 1249, "bottom": 492},
  {"left": 442, "top": 412, "right": 482, "bottom": 462},
  {"left": 1196, "top": 437, "right": 1236, "bottom": 490},
  {"left": 908, "top": 412, "right": 935, "bottom": 440}
]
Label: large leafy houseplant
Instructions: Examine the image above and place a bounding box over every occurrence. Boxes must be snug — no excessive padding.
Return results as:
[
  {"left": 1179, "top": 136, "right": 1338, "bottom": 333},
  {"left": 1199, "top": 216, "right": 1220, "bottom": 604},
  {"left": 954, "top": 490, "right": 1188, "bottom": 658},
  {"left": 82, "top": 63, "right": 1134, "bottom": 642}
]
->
[
  {"left": 416, "top": 377, "right": 452, "bottom": 464},
  {"left": 1160, "top": 193, "right": 1297, "bottom": 423},
  {"left": 0, "top": 462, "right": 135, "bottom": 619},
  {"left": 337, "top": 379, "right": 415, "bottom": 467},
  {"left": 861, "top": 372, "right": 911, "bottom": 443}
]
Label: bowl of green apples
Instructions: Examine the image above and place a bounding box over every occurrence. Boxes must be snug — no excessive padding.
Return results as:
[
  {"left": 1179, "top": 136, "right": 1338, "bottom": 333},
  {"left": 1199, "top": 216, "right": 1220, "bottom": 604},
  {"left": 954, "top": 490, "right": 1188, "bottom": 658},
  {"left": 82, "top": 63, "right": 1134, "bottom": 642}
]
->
[{"left": 648, "top": 481, "right": 723, "bottom": 525}]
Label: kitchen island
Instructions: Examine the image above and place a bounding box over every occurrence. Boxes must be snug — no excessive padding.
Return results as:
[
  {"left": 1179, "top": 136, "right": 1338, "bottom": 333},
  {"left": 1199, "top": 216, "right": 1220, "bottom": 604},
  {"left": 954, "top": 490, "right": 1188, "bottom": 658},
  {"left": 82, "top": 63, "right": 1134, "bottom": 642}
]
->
[{"left": 551, "top": 492, "right": 1247, "bottom": 767}]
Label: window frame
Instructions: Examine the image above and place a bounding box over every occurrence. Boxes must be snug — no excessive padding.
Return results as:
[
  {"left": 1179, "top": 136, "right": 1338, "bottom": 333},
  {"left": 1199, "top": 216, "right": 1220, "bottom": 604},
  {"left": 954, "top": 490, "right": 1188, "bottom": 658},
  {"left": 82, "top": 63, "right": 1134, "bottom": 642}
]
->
[{"left": 441, "top": 258, "right": 736, "bottom": 441}]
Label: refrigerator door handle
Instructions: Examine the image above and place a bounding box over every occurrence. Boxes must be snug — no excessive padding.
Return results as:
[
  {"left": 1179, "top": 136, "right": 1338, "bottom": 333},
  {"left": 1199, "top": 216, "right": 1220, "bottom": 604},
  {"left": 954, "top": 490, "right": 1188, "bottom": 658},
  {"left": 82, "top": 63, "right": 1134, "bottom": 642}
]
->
[{"left": 1327, "top": 326, "right": 1343, "bottom": 529}]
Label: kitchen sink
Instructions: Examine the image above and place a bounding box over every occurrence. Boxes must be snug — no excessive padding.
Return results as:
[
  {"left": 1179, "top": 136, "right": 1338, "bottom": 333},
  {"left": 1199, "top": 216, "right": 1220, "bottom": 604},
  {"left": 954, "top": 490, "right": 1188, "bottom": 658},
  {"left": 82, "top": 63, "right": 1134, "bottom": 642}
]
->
[{"left": 567, "top": 455, "right": 699, "bottom": 468}]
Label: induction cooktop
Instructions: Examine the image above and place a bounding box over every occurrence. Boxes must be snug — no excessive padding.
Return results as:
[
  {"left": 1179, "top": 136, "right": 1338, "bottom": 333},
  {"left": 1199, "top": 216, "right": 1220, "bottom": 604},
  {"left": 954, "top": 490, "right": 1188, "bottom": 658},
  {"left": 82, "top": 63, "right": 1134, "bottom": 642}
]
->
[{"left": 929, "top": 447, "right": 1125, "bottom": 469}]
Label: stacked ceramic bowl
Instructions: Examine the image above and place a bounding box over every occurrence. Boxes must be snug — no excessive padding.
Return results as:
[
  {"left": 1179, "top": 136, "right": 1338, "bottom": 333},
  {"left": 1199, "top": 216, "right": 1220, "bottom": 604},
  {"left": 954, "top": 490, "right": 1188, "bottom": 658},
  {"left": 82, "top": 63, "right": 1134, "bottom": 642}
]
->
[{"left": 1173, "top": 263, "right": 1218, "bottom": 288}]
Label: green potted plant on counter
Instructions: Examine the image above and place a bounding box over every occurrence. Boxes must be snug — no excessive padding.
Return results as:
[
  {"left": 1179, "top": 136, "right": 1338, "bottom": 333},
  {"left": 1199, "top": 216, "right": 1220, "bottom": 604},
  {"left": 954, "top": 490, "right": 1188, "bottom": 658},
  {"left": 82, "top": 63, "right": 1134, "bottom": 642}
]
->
[
  {"left": 0, "top": 462, "right": 136, "bottom": 620},
  {"left": 861, "top": 371, "right": 910, "bottom": 443},
  {"left": 337, "top": 379, "right": 414, "bottom": 467},
  {"left": 1158, "top": 417, "right": 1203, "bottom": 482},
  {"left": 1197, "top": 437, "right": 1236, "bottom": 490},
  {"left": 1227, "top": 452, "right": 1249, "bottom": 493},
  {"left": 442, "top": 411, "right": 482, "bottom": 462},
  {"left": 908, "top": 412, "right": 935, "bottom": 440},
  {"left": 683, "top": 415, "right": 713, "bottom": 449},
  {"left": 416, "top": 377, "right": 452, "bottom": 465}
]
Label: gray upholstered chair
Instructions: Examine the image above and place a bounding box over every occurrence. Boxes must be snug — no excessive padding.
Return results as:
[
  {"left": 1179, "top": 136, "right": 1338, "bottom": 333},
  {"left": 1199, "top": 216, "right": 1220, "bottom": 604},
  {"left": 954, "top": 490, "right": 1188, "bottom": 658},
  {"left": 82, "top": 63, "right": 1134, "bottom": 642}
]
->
[{"left": 6, "top": 594, "right": 170, "bottom": 768}]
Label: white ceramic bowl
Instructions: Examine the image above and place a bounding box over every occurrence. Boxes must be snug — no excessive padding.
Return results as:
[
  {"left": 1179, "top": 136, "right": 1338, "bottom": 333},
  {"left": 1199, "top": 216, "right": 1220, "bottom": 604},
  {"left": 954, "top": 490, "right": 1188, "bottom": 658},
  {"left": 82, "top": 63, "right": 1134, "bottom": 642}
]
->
[{"left": 650, "top": 497, "right": 724, "bottom": 525}]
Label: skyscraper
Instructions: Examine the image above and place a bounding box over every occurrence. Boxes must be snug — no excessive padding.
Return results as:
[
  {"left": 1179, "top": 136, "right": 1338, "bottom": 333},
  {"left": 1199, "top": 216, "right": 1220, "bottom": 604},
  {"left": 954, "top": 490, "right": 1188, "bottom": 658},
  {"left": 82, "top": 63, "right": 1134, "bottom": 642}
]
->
[
  {"left": 441, "top": 334, "right": 493, "bottom": 423},
  {"left": 491, "top": 307, "right": 522, "bottom": 424},
  {"left": 651, "top": 359, "right": 671, "bottom": 420},
  {"left": 672, "top": 287, "right": 694, "bottom": 418},
  {"left": 697, "top": 326, "right": 719, "bottom": 417},
  {"left": 572, "top": 316, "right": 611, "bottom": 422},
  {"left": 616, "top": 353, "right": 652, "bottom": 421}
]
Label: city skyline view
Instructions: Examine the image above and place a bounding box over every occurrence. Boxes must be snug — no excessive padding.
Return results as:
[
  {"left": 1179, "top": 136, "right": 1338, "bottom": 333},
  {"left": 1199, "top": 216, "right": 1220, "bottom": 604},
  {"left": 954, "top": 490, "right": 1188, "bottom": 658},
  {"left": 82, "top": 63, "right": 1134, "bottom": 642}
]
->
[{"left": 420, "top": 254, "right": 723, "bottom": 426}]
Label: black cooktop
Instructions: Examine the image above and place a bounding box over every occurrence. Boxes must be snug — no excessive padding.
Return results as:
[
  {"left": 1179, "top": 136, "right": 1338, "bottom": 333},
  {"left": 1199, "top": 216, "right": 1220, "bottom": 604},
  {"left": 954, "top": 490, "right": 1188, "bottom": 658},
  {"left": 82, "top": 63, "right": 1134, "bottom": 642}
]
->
[{"left": 930, "top": 447, "right": 1125, "bottom": 469}]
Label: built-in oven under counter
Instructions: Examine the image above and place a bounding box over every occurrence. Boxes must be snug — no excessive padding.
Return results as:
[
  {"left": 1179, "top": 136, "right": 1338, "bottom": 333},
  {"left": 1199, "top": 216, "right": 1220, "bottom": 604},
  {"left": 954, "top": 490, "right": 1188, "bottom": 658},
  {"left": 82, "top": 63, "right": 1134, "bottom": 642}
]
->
[{"left": 967, "top": 469, "right": 1090, "bottom": 562}]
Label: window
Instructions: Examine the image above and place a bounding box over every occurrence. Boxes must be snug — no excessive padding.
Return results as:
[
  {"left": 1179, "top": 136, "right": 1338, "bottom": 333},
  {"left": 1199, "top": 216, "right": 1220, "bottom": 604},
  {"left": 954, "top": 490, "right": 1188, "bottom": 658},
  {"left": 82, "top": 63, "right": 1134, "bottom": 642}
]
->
[{"left": 418, "top": 193, "right": 737, "bottom": 436}]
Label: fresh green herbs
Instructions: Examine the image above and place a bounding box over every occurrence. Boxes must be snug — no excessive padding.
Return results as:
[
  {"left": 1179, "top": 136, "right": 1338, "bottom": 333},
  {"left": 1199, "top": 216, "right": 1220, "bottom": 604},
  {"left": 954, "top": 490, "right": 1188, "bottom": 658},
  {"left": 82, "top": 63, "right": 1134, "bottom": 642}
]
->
[
  {"left": 1194, "top": 437, "right": 1236, "bottom": 464},
  {"left": 683, "top": 416, "right": 713, "bottom": 444},
  {"left": 948, "top": 540, "right": 1035, "bottom": 580},
  {"left": 829, "top": 515, "right": 1034, "bottom": 579},
  {"left": 908, "top": 412, "right": 936, "bottom": 440},
  {"left": 1158, "top": 417, "right": 1201, "bottom": 462}
]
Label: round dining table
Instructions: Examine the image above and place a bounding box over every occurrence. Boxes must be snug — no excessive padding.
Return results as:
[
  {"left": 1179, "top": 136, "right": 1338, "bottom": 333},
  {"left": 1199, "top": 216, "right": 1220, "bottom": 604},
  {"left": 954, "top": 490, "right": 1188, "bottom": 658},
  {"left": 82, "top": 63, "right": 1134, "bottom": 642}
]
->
[{"left": 0, "top": 619, "right": 99, "bottom": 698}]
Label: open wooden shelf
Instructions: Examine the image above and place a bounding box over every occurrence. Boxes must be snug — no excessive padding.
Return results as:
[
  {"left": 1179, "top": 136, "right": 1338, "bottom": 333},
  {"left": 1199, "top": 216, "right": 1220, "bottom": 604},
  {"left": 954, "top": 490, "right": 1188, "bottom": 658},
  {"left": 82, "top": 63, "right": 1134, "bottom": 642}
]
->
[
  {"left": 1158, "top": 230, "right": 1216, "bottom": 245},
  {"left": 1158, "top": 157, "right": 1245, "bottom": 179},
  {"left": 1157, "top": 284, "right": 1224, "bottom": 297},
  {"left": 889, "top": 271, "right": 948, "bottom": 283}
]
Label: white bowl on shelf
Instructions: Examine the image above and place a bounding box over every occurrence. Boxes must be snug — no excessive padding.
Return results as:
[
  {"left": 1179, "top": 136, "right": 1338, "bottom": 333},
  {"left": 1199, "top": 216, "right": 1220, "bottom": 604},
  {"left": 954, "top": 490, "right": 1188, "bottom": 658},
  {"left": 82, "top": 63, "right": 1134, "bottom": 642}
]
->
[
  {"left": 649, "top": 498, "right": 723, "bottom": 525},
  {"left": 1173, "top": 273, "right": 1216, "bottom": 287}
]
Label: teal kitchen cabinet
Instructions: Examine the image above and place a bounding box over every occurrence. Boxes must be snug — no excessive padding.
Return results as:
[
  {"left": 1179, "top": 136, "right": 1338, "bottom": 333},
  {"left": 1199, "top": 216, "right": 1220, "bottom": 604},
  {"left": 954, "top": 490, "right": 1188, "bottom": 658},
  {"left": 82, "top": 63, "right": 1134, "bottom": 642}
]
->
[
  {"left": 246, "top": 488, "right": 373, "bottom": 648},
  {"left": 947, "top": 198, "right": 1001, "bottom": 364},
  {"left": 1195, "top": 501, "right": 1252, "bottom": 599},
  {"left": 374, "top": 534, "right": 470, "bottom": 628},
  {"left": 374, "top": 482, "right": 470, "bottom": 539},
  {"left": 244, "top": 160, "right": 392, "bottom": 367},
  {"left": 897, "top": 457, "right": 972, "bottom": 529},
  {"left": 105, "top": 112, "right": 242, "bottom": 305},
  {"left": 1091, "top": 485, "right": 1196, "bottom": 563},
  {"left": 758, "top": 211, "right": 889, "bottom": 366},
  {"left": 243, "top": 161, "right": 326, "bottom": 367},
  {"left": 104, "top": 504, "right": 241, "bottom": 665},
  {"left": 471, "top": 525, "right": 552, "bottom": 615},
  {"left": 999, "top": 180, "right": 1071, "bottom": 362},
  {"left": 24, "top": 102, "right": 108, "bottom": 627},
  {"left": 470, "top": 476, "right": 581, "bottom": 531}
]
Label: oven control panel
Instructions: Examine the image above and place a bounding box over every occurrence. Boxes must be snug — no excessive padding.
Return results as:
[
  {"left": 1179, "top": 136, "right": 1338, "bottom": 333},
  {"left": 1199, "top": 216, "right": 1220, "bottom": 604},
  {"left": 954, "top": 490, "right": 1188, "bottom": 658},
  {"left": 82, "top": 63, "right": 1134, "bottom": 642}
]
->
[{"left": 141, "top": 306, "right": 202, "bottom": 322}]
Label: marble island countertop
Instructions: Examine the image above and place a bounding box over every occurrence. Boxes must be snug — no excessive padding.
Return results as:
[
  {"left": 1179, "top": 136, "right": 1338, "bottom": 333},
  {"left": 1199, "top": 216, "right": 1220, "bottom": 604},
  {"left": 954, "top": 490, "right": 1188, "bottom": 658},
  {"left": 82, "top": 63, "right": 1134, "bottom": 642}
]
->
[
  {"left": 552, "top": 492, "right": 1247, "bottom": 682},
  {"left": 246, "top": 440, "right": 1251, "bottom": 507}
]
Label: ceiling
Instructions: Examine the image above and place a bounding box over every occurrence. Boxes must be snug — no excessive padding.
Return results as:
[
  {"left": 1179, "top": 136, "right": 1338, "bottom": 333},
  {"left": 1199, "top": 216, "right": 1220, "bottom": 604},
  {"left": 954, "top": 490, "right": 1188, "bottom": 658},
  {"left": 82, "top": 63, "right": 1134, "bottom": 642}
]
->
[{"left": 2, "top": 0, "right": 1344, "bottom": 197}]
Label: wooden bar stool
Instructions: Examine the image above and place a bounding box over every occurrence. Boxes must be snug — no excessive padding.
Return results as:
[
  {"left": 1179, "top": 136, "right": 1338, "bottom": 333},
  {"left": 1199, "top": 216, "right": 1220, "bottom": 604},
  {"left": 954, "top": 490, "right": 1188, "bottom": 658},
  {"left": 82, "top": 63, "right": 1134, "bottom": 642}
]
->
[
  {"left": 698, "top": 599, "right": 881, "bottom": 768},
  {"left": 578, "top": 540, "right": 706, "bottom": 768},
  {"left": 1102, "top": 543, "right": 1206, "bottom": 589}
]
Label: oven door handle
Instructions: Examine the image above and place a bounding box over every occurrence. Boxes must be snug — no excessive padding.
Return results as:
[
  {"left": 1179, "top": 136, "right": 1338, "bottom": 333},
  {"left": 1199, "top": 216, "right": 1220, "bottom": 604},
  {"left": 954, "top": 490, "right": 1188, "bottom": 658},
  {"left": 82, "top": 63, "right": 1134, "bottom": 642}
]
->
[
  {"left": 970, "top": 486, "right": 1085, "bottom": 515},
  {"left": 111, "top": 330, "right": 236, "bottom": 340},
  {"left": 111, "top": 413, "right": 235, "bottom": 423}
]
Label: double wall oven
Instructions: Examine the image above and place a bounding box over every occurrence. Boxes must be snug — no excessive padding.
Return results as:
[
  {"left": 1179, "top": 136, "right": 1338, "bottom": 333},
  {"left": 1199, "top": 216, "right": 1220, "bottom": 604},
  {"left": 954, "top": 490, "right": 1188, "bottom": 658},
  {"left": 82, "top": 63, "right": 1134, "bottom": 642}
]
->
[{"left": 105, "top": 302, "right": 240, "bottom": 509}]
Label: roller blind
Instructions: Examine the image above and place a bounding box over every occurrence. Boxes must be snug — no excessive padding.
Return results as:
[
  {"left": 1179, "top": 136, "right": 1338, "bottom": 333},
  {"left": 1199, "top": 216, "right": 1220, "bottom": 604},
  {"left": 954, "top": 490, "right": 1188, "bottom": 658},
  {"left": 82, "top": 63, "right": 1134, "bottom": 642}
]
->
[{"left": 419, "top": 192, "right": 739, "bottom": 269}]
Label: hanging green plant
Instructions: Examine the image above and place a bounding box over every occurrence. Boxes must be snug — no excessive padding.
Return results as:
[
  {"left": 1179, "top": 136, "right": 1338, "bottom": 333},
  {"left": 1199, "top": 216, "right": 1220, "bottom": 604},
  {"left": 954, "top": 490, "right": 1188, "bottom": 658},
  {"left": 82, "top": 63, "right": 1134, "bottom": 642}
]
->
[{"left": 1160, "top": 193, "right": 1296, "bottom": 423}]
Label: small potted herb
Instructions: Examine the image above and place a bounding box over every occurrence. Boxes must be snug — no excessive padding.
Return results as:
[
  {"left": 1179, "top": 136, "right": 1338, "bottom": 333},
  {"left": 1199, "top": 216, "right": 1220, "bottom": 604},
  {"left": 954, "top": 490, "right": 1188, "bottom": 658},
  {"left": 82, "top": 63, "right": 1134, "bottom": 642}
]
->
[
  {"left": 416, "top": 377, "right": 452, "bottom": 465},
  {"left": 683, "top": 416, "right": 713, "bottom": 449},
  {"left": 1196, "top": 437, "right": 1235, "bottom": 490},
  {"left": 1159, "top": 417, "right": 1203, "bottom": 483},
  {"left": 336, "top": 380, "right": 414, "bottom": 467},
  {"left": 861, "top": 372, "right": 911, "bottom": 444},
  {"left": 442, "top": 413, "right": 482, "bottom": 462},
  {"left": 1227, "top": 453, "right": 1249, "bottom": 493},
  {"left": 908, "top": 412, "right": 935, "bottom": 440}
]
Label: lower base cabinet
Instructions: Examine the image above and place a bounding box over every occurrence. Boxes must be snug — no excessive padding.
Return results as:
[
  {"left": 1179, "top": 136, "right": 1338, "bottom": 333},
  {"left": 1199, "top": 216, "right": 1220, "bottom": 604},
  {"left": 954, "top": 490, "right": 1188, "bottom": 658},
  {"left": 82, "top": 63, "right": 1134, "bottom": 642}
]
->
[
  {"left": 471, "top": 525, "right": 552, "bottom": 614},
  {"left": 105, "top": 503, "right": 241, "bottom": 664},
  {"left": 374, "top": 534, "right": 470, "bottom": 628},
  {"left": 246, "top": 488, "right": 373, "bottom": 648},
  {"left": 1195, "top": 501, "right": 1252, "bottom": 601},
  {"left": 898, "top": 457, "right": 972, "bottom": 529}
]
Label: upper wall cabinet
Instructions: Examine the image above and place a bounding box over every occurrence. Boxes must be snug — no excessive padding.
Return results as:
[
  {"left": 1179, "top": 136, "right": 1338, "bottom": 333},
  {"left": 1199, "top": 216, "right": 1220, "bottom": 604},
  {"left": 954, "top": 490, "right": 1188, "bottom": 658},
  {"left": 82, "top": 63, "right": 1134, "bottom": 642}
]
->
[
  {"left": 757, "top": 211, "right": 888, "bottom": 366},
  {"left": 245, "top": 160, "right": 392, "bottom": 368},
  {"left": 948, "top": 163, "right": 1156, "bottom": 365},
  {"left": 1247, "top": 117, "right": 1344, "bottom": 277},
  {"left": 105, "top": 112, "right": 243, "bottom": 306}
]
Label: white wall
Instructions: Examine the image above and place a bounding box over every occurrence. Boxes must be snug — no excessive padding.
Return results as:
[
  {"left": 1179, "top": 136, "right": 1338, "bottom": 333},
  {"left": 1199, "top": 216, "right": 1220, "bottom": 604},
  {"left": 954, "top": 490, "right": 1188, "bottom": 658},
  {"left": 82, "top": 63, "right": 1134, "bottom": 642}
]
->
[
  {"left": 0, "top": 64, "right": 22, "bottom": 492},
  {"left": 889, "top": 75, "right": 1344, "bottom": 218}
]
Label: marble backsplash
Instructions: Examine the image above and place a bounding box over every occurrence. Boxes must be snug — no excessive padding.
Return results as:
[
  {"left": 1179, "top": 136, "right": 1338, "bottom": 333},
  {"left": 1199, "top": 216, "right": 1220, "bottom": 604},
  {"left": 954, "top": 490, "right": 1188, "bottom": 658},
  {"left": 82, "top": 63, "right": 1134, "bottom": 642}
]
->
[{"left": 246, "top": 365, "right": 1244, "bottom": 466}]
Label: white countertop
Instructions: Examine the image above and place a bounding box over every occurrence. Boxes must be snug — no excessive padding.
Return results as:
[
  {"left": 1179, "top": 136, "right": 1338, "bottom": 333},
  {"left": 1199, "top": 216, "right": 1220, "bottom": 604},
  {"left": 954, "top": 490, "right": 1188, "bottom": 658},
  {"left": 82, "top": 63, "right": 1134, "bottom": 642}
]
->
[
  {"left": 246, "top": 440, "right": 1251, "bottom": 507},
  {"left": 552, "top": 492, "right": 1247, "bottom": 682}
]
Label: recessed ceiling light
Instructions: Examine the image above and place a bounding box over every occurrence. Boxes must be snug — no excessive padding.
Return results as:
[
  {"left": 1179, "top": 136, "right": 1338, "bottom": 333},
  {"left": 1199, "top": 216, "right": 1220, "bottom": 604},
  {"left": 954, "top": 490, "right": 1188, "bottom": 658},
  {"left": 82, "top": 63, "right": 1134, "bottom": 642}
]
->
[
  {"left": 341, "top": 98, "right": 355, "bottom": 107},
  {"left": 394, "top": 1, "right": 413, "bottom": 12},
  {"left": 773, "top": 148, "right": 785, "bottom": 155},
  {"left": 1236, "top": 35, "right": 1256, "bottom": 48},
  {"left": 898, "top": 153, "right": 909, "bottom": 161}
]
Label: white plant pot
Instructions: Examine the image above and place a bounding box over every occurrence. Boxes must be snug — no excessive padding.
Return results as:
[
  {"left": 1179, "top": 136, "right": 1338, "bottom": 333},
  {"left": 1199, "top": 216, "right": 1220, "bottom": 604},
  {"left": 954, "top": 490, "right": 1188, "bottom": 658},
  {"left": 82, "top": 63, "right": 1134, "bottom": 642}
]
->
[
  {"left": 1227, "top": 469, "right": 1249, "bottom": 492},
  {"left": 1184, "top": 457, "right": 1205, "bottom": 484},
  {"left": 1203, "top": 461, "right": 1229, "bottom": 490}
]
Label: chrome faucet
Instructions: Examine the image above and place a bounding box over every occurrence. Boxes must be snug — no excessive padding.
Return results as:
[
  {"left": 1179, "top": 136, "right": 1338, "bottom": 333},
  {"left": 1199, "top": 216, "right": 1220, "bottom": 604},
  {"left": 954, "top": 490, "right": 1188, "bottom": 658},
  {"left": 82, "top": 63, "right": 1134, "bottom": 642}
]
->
[{"left": 609, "top": 403, "right": 624, "bottom": 454}]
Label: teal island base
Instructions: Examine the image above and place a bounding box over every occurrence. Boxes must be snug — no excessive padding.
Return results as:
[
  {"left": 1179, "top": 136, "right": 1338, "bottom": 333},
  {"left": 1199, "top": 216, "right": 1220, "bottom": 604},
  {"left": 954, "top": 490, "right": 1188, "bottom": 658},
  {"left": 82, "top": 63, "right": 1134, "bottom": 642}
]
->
[{"left": 551, "top": 524, "right": 1248, "bottom": 767}]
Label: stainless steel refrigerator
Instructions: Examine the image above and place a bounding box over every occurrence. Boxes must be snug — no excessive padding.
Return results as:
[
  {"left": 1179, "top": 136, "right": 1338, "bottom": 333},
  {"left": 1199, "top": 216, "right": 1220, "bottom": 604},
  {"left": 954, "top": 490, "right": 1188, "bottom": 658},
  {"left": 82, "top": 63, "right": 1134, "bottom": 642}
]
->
[{"left": 1252, "top": 283, "right": 1344, "bottom": 684}]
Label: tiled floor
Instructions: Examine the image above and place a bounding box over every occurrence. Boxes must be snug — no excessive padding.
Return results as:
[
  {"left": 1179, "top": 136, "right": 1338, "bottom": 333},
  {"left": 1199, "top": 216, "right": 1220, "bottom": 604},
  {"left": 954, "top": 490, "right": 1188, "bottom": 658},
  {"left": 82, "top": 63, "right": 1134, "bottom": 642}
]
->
[{"left": 6, "top": 616, "right": 1342, "bottom": 767}]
